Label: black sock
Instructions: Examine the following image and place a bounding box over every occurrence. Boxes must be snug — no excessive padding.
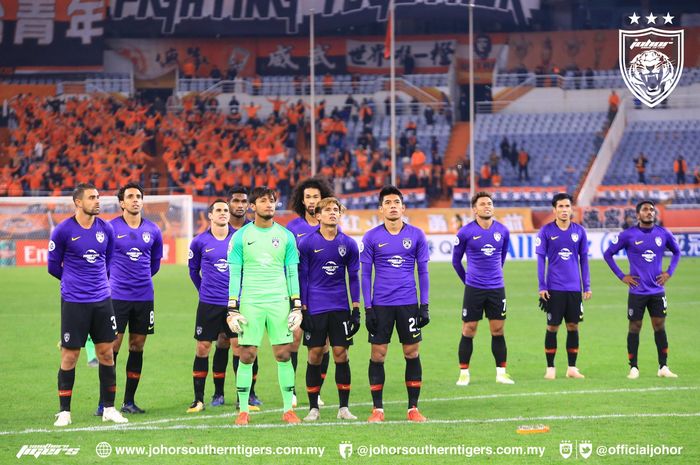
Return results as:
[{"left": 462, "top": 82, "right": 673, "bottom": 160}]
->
[
  {"left": 99, "top": 364, "right": 117, "bottom": 408},
  {"left": 627, "top": 332, "right": 640, "bottom": 368},
  {"left": 458, "top": 335, "right": 473, "bottom": 369},
  {"left": 306, "top": 363, "right": 322, "bottom": 409},
  {"left": 654, "top": 329, "right": 669, "bottom": 368},
  {"left": 491, "top": 335, "right": 507, "bottom": 368},
  {"left": 545, "top": 330, "right": 557, "bottom": 367},
  {"left": 113, "top": 351, "right": 119, "bottom": 366},
  {"left": 319, "top": 352, "right": 330, "bottom": 388},
  {"left": 58, "top": 368, "right": 75, "bottom": 412},
  {"left": 232, "top": 355, "right": 240, "bottom": 375},
  {"left": 405, "top": 356, "right": 422, "bottom": 409},
  {"left": 566, "top": 330, "right": 579, "bottom": 367},
  {"left": 335, "top": 361, "right": 351, "bottom": 408},
  {"left": 250, "top": 357, "right": 258, "bottom": 397},
  {"left": 124, "top": 350, "right": 143, "bottom": 404},
  {"left": 368, "top": 360, "right": 385, "bottom": 409},
  {"left": 212, "top": 347, "right": 228, "bottom": 397},
  {"left": 290, "top": 351, "right": 298, "bottom": 395},
  {"left": 192, "top": 356, "right": 208, "bottom": 402}
]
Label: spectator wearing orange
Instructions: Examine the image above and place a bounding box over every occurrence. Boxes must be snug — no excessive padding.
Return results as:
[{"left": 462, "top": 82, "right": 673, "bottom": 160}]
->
[
  {"left": 518, "top": 148, "right": 530, "bottom": 181},
  {"left": 252, "top": 75, "right": 262, "bottom": 96},
  {"left": 267, "top": 96, "right": 287, "bottom": 119},
  {"left": 322, "top": 73, "right": 334, "bottom": 95},
  {"left": 479, "top": 162, "right": 492, "bottom": 187},
  {"left": 444, "top": 166, "right": 458, "bottom": 198},
  {"left": 634, "top": 152, "right": 648, "bottom": 184},
  {"left": 410, "top": 147, "right": 426, "bottom": 170},
  {"left": 673, "top": 155, "right": 687, "bottom": 185}
]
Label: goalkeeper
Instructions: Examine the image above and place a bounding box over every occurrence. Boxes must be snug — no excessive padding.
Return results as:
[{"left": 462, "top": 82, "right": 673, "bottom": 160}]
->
[{"left": 227, "top": 187, "right": 303, "bottom": 425}]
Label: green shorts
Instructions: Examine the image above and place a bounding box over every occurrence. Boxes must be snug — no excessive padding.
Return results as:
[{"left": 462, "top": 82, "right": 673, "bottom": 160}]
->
[{"left": 239, "top": 300, "right": 292, "bottom": 347}]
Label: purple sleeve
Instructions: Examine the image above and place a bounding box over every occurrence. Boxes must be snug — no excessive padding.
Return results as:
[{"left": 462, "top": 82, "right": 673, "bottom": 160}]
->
[
  {"left": 501, "top": 229, "right": 510, "bottom": 267},
  {"left": 347, "top": 239, "right": 360, "bottom": 304},
  {"left": 666, "top": 230, "right": 681, "bottom": 276},
  {"left": 417, "top": 260, "right": 429, "bottom": 305},
  {"left": 150, "top": 228, "right": 164, "bottom": 276},
  {"left": 104, "top": 222, "right": 115, "bottom": 272},
  {"left": 451, "top": 231, "right": 467, "bottom": 283},
  {"left": 603, "top": 234, "right": 626, "bottom": 280},
  {"left": 47, "top": 226, "right": 64, "bottom": 280},
  {"left": 298, "top": 241, "right": 309, "bottom": 306},
  {"left": 188, "top": 239, "right": 202, "bottom": 291},
  {"left": 537, "top": 254, "right": 547, "bottom": 291},
  {"left": 579, "top": 229, "right": 591, "bottom": 292},
  {"left": 361, "top": 262, "right": 373, "bottom": 308}
]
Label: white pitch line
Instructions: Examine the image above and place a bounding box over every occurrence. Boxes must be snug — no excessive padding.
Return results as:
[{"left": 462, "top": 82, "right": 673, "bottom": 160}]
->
[
  {"left": 1, "top": 385, "right": 698, "bottom": 436},
  {"left": 5, "top": 412, "right": 700, "bottom": 435}
]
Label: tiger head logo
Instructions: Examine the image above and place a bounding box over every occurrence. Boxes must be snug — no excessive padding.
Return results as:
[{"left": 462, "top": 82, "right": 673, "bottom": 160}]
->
[{"left": 619, "top": 25, "right": 684, "bottom": 108}]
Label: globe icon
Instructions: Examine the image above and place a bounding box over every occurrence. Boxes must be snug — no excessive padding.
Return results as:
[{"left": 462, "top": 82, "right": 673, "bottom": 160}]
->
[{"left": 95, "top": 442, "right": 112, "bottom": 458}]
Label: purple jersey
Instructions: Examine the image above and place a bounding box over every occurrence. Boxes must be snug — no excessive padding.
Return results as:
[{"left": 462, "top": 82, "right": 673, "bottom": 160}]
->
[
  {"left": 298, "top": 230, "right": 360, "bottom": 314},
  {"left": 361, "top": 223, "right": 430, "bottom": 306},
  {"left": 48, "top": 216, "right": 114, "bottom": 303},
  {"left": 109, "top": 216, "right": 164, "bottom": 301},
  {"left": 535, "top": 222, "right": 590, "bottom": 292},
  {"left": 188, "top": 226, "right": 235, "bottom": 306},
  {"left": 286, "top": 217, "right": 319, "bottom": 244},
  {"left": 452, "top": 220, "right": 510, "bottom": 289},
  {"left": 603, "top": 225, "right": 681, "bottom": 295}
]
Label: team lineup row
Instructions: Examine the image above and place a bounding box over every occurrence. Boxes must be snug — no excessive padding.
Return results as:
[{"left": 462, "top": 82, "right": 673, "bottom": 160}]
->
[{"left": 47, "top": 178, "right": 681, "bottom": 427}]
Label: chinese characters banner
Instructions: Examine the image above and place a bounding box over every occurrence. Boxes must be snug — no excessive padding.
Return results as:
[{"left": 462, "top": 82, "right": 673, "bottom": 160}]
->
[
  {"left": 0, "top": 0, "right": 105, "bottom": 70},
  {"left": 346, "top": 38, "right": 456, "bottom": 74}
]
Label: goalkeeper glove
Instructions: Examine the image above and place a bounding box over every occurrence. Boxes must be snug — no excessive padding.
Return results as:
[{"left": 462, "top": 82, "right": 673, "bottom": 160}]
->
[
  {"left": 347, "top": 306, "right": 361, "bottom": 337},
  {"left": 416, "top": 303, "right": 430, "bottom": 328},
  {"left": 288, "top": 297, "right": 303, "bottom": 331},
  {"left": 226, "top": 299, "right": 247, "bottom": 333},
  {"left": 365, "top": 307, "right": 378, "bottom": 335},
  {"left": 300, "top": 309, "right": 314, "bottom": 332},
  {"left": 538, "top": 297, "right": 548, "bottom": 313}
]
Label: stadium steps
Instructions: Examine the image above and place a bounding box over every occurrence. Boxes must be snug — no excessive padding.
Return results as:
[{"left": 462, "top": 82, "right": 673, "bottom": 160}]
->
[
  {"left": 382, "top": 79, "right": 442, "bottom": 106},
  {"left": 444, "top": 122, "right": 470, "bottom": 168},
  {"left": 296, "top": 124, "right": 310, "bottom": 162}
]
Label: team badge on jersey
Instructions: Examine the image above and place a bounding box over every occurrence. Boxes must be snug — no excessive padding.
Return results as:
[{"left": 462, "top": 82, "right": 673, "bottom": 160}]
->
[
  {"left": 655, "top": 236, "right": 663, "bottom": 247},
  {"left": 142, "top": 232, "right": 151, "bottom": 243},
  {"left": 338, "top": 245, "right": 347, "bottom": 257},
  {"left": 402, "top": 238, "right": 412, "bottom": 249},
  {"left": 571, "top": 233, "right": 579, "bottom": 243},
  {"left": 96, "top": 231, "right": 105, "bottom": 243},
  {"left": 619, "top": 18, "right": 684, "bottom": 108},
  {"left": 493, "top": 232, "right": 502, "bottom": 242},
  {"left": 272, "top": 237, "right": 280, "bottom": 248}
]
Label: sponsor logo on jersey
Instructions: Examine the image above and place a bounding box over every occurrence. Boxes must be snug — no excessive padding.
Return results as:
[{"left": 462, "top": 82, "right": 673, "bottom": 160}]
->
[
  {"left": 214, "top": 258, "right": 229, "bottom": 272},
  {"left": 481, "top": 244, "right": 496, "bottom": 256},
  {"left": 71, "top": 236, "right": 81, "bottom": 241},
  {"left": 48, "top": 240, "right": 56, "bottom": 251},
  {"left": 322, "top": 261, "right": 340, "bottom": 275},
  {"left": 83, "top": 249, "right": 99, "bottom": 264},
  {"left": 387, "top": 255, "right": 405, "bottom": 268},
  {"left": 558, "top": 248, "right": 573, "bottom": 261},
  {"left": 126, "top": 248, "right": 143, "bottom": 262},
  {"left": 117, "top": 234, "right": 127, "bottom": 239},
  {"left": 635, "top": 240, "right": 644, "bottom": 245},
  {"left": 378, "top": 242, "right": 389, "bottom": 248},
  {"left": 642, "top": 249, "right": 656, "bottom": 263}
]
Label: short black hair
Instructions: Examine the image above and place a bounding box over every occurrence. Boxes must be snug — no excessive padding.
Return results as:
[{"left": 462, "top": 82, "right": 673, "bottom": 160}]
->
[
  {"left": 289, "top": 176, "right": 334, "bottom": 217},
  {"left": 378, "top": 185, "right": 403, "bottom": 205},
  {"left": 551, "top": 192, "right": 573, "bottom": 208},
  {"left": 249, "top": 186, "right": 276, "bottom": 205},
  {"left": 72, "top": 183, "right": 97, "bottom": 203},
  {"left": 229, "top": 186, "right": 248, "bottom": 198},
  {"left": 208, "top": 198, "right": 229, "bottom": 213},
  {"left": 470, "top": 191, "right": 492, "bottom": 207},
  {"left": 117, "top": 183, "right": 144, "bottom": 202},
  {"left": 635, "top": 200, "right": 655, "bottom": 213}
]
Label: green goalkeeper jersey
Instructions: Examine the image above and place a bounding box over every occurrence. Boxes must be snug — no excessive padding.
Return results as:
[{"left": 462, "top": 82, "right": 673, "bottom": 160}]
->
[{"left": 227, "top": 222, "right": 300, "bottom": 303}]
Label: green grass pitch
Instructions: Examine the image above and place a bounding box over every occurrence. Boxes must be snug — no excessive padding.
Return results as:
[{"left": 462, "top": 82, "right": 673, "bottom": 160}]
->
[{"left": 0, "top": 259, "right": 698, "bottom": 464}]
